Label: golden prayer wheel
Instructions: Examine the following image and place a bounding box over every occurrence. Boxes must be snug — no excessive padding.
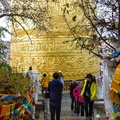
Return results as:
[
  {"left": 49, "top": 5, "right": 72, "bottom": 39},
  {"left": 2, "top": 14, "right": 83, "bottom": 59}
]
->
[
  {"left": 111, "top": 64, "right": 120, "bottom": 93},
  {"left": 10, "top": 0, "right": 99, "bottom": 82}
]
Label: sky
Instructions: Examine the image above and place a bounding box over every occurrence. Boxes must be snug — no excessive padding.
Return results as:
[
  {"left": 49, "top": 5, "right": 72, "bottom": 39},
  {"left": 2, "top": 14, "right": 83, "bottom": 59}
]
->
[{"left": 0, "top": 17, "right": 11, "bottom": 41}]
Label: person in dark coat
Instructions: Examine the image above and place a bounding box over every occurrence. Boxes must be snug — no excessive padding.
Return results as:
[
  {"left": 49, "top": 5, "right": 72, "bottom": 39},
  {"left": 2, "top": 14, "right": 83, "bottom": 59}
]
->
[
  {"left": 48, "top": 72, "right": 63, "bottom": 120},
  {"left": 69, "top": 79, "right": 78, "bottom": 112},
  {"left": 80, "top": 73, "right": 98, "bottom": 120}
]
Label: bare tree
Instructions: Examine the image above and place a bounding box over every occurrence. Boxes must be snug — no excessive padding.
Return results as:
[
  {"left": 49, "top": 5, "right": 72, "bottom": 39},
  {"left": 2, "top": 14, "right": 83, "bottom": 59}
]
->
[
  {"left": 0, "top": 0, "right": 118, "bottom": 56},
  {"left": 0, "top": 0, "right": 52, "bottom": 42},
  {"left": 63, "top": 0, "right": 119, "bottom": 58}
]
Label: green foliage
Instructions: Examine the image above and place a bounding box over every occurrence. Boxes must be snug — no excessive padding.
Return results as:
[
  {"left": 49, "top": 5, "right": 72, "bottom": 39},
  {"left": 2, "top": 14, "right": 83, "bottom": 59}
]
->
[
  {"left": 0, "top": 27, "right": 33, "bottom": 101},
  {"left": 114, "top": 116, "right": 120, "bottom": 120},
  {"left": 0, "top": 27, "right": 10, "bottom": 68},
  {"left": 0, "top": 67, "right": 33, "bottom": 95},
  {"left": 0, "top": 27, "right": 10, "bottom": 39}
]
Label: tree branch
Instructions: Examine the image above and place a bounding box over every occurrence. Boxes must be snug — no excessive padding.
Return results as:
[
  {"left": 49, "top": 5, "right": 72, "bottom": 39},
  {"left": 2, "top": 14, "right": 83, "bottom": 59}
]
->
[
  {"left": 63, "top": 13, "right": 102, "bottom": 58},
  {"left": 12, "top": 17, "right": 32, "bottom": 44},
  {"left": 81, "top": 0, "right": 116, "bottom": 51}
]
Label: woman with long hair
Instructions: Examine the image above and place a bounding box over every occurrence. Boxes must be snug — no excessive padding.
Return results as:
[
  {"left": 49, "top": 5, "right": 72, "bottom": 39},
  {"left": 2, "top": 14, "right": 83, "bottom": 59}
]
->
[{"left": 80, "top": 73, "right": 98, "bottom": 120}]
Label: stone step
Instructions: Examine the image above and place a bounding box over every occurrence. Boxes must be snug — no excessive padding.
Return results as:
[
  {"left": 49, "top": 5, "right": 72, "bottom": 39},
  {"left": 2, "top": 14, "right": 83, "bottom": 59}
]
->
[{"left": 36, "top": 90, "right": 106, "bottom": 120}]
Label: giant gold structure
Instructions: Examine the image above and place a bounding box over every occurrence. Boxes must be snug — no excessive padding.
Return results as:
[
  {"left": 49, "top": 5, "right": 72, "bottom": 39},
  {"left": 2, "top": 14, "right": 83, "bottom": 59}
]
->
[{"left": 10, "top": 0, "right": 99, "bottom": 81}]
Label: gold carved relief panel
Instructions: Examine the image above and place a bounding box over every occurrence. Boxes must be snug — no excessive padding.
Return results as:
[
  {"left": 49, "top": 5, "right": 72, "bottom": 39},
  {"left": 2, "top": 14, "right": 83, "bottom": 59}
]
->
[
  {"left": 10, "top": 36, "right": 99, "bottom": 80},
  {"left": 10, "top": 0, "right": 99, "bottom": 80}
]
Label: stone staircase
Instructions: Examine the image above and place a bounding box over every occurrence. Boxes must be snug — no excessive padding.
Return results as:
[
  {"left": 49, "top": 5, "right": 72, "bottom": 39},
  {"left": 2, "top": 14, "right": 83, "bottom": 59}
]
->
[{"left": 35, "top": 90, "right": 107, "bottom": 120}]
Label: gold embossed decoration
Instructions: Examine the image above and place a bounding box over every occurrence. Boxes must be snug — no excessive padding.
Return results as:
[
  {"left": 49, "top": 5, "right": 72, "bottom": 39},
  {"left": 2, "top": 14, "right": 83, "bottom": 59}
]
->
[{"left": 10, "top": 0, "right": 99, "bottom": 81}]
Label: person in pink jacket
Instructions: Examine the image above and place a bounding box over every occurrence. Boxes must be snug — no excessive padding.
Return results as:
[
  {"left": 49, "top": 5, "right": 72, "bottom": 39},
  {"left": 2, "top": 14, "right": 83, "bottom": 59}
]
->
[{"left": 73, "top": 81, "right": 84, "bottom": 116}]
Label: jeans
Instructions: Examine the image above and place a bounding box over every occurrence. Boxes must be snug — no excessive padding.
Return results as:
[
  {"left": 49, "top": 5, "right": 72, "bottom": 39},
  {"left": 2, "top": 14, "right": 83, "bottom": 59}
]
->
[
  {"left": 50, "top": 101, "right": 61, "bottom": 120},
  {"left": 84, "top": 96, "right": 94, "bottom": 117},
  {"left": 76, "top": 101, "right": 84, "bottom": 116}
]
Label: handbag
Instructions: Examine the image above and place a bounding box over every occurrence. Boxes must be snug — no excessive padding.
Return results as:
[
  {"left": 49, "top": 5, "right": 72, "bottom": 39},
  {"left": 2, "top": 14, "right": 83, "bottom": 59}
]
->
[{"left": 45, "top": 91, "right": 49, "bottom": 98}]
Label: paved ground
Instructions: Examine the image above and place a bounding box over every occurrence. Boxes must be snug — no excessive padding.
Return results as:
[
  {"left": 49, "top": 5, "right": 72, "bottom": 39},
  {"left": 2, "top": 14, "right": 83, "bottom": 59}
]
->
[
  {"left": 36, "top": 83, "right": 108, "bottom": 120},
  {"left": 38, "top": 92, "right": 88, "bottom": 120}
]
